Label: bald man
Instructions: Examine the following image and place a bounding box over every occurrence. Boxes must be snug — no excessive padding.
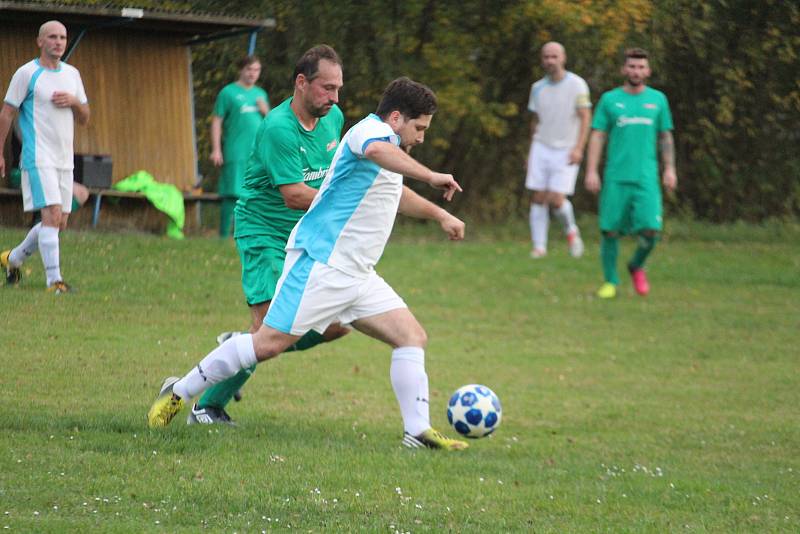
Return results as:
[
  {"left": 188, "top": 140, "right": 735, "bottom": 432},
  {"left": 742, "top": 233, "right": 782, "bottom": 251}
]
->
[
  {"left": 525, "top": 42, "right": 591, "bottom": 259},
  {"left": 0, "top": 20, "right": 90, "bottom": 293}
]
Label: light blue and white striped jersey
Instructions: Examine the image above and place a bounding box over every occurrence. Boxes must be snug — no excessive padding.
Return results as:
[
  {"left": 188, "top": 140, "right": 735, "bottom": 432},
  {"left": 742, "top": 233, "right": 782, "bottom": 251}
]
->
[
  {"left": 4, "top": 59, "right": 88, "bottom": 170},
  {"left": 286, "top": 114, "right": 403, "bottom": 278}
]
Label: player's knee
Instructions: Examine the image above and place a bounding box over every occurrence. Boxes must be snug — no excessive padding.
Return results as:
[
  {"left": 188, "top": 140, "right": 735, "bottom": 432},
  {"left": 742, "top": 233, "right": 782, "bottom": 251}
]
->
[
  {"left": 402, "top": 323, "right": 427, "bottom": 349},
  {"left": 531, "top": 191, "right": 547, "bottom": 204},
  {"left": 602, "top": 231, "right": 618, "bottom": 238},
  {"left": 548, "top": 194, "right": 565, "bottom": 208},
  {"left": 251, "top": 328, "right": 284, "bottom": 362},
  {"left": 323, "top": 323, "right": 350, "bottom": 342},
  {"left": 641, "top": 229, "right": 659, "bottom": 238}
]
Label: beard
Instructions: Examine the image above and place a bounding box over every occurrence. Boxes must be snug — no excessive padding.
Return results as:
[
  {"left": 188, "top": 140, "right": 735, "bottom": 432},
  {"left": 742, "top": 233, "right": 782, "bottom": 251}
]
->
[{"left": 309, "top": 102, "right": 334, "bottom": 118}]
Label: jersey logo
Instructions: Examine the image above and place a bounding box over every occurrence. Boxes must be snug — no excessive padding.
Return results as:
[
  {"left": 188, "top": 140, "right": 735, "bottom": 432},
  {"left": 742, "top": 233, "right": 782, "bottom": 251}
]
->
[
  {"left": 326, "top": 139, "right": 338, "bottom": 151},
  {"left": 615, "top": 102, "right": 625, "bottom": 108},
  {"left": 616, "top": 116, "right": 654, "bottom": 127},
  {"left": 644, "top": 103, "right": 657, "bottom": 109}
]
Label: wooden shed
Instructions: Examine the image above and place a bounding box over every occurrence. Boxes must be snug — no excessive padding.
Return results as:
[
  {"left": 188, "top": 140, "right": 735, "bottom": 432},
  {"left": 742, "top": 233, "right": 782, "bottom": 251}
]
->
[{"left": 0, "top": 1, "right": 273, "bottom": 192}]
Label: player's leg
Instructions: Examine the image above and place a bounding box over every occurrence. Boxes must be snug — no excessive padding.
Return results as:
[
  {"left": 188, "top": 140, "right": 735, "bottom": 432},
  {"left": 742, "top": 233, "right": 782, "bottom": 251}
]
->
[
  {"left": 627, "top": 184, "right": 663, "bottom": 296},
  {"left": 598, "top": 232, "right": 619, "bottom": 298},
  {"left": 217, "top": 161, "right": 240, "bottom": 238},
  {"left": 548, "top": 151, "right": 583, "bottom": 257},
  {"left": 37, "top": 169, "right": 73, "bottom": 292},
  {"left": 597, "top": 182, "right": 630, "bottom": 298},
  {"left": 526, "top": 141, "right": 549, "bottom": 258},
  {"left": 219, "top": 197, "right": 236, "bottom": 238},
  {"left": 346, "top": 275, "right": 467, "bottom": 451},
  {"left": 148, "top": 324, "right": 300, "bottom": 428},
  {"left": 195, "top": 237, "right": 281, "bottom": 421},
  {"left": 3, "top": 221, "right": 42, "bottom": 285}
]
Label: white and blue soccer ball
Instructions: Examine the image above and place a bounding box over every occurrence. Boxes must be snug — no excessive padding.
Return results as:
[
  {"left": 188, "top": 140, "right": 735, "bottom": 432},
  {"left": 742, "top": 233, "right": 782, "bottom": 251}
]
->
[{"left": 447, "top": 384, "right": 502, "bottom": 438}]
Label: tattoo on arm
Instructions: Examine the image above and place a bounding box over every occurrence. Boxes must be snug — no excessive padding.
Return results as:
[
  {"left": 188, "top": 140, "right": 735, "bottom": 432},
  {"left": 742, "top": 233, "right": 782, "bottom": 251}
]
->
[{"left": 659, "top": 131, "right": 675, "bottom": 169}]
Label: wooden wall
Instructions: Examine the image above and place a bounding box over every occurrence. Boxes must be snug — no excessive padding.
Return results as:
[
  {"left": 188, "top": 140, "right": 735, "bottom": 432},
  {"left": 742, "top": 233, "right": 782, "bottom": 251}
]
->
[{"left": 0, "top": 23, "right": 197, "bottom": 191}]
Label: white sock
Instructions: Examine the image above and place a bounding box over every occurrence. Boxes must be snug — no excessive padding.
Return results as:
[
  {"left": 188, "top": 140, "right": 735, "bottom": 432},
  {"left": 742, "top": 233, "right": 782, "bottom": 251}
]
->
[
  {"left": 553, "top": 199, "right": 578, "bottom": 235},
  {"left": 38, "top": 225, "right": 61, "bottom": 286},
  {"left": 390, "top": 346, "right": 430, "bottom": 436},
  {"left": 9, "top": 222, "right": 42, "bottom": 266},
  {"left": 173, "top": 334, "right": 257, "bottom": 400},
  {"left": 531, "top": 203, "right": 549, "bottom": 251}
]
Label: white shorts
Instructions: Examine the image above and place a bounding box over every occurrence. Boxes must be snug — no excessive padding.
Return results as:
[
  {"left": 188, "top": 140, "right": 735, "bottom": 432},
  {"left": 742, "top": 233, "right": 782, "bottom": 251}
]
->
[
  {"left": 22, "top": 168, "right": 73, "bottom": 213},
  {"left": 265, "top": 249, "right": 407, "bottom": 336},
  {"left": 525, "top": 141, "right": 579, "bottom": 195}
]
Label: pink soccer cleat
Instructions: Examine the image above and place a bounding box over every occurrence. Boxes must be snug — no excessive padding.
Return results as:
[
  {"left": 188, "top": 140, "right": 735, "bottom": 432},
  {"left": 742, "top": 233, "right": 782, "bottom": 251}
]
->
[{"left": 629, "top": 267, "right": 650, "bottom": 296}]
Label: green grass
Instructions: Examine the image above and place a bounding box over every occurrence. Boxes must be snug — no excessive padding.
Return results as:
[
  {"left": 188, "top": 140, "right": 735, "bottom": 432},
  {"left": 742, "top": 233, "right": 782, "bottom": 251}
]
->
[{"left": 1, "top": 219, "right": 798, "bottom": 532}]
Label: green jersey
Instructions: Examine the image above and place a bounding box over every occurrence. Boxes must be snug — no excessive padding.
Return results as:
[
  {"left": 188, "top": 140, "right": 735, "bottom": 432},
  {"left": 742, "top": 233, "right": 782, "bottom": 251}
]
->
[
  {"left": 234, "top": 98, "right": 344, "bottom": 240},
  {"left": 213, "top": 82, "right": 269, "bottom": 163},
  {"left": 592, "top": 86, "right": 673, "bottom": 184}
]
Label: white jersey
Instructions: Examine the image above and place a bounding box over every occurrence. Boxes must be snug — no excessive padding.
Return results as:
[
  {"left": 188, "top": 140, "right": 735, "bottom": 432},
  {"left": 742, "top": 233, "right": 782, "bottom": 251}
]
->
[
  {"left": 528, "top": 71, "right": 590, "bottom": 149},
  {"left": 286, "top": 114, "right": 403, "bottom": 278},
  {"left": 4, "top": 59, "right": 88, "bottom": 170}
]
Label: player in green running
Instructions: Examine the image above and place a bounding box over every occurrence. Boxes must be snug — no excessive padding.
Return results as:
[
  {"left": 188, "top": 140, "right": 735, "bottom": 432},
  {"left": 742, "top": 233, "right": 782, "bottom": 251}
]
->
[
  {"left": 585, "top": 47, "right": 677, "bottom": 299},
  {"left": 188, "top": 45, "right": 350, "bottom": 425},
  {"left": 209, "top": 55, "right": 269, "bottom": 238}
]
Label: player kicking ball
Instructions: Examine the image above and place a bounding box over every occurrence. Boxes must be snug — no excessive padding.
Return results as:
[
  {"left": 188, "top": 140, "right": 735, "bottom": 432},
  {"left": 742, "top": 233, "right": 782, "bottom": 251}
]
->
[{"left": 149, "top": 77, "right": 468, "bottom": 451}]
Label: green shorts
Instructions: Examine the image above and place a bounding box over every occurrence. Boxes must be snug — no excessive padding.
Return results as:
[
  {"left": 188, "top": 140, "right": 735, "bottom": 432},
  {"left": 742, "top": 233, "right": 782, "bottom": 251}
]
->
[
  {"left": 236, "top": 235, "right": 287, "bottom": 306},
  {"left": 218, "top": 160, "right": 246, "bottom": 197},
  {"left": 599, "top": 181, "right": 662, "bottom": 235}
]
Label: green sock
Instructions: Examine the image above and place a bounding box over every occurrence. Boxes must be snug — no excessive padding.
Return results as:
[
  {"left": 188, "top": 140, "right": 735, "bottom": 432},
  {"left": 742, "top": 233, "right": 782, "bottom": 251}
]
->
[
  {"left": 628, "top": 233, "right": 659, "bottom": 270},
  {"left": 601, "top": 234, "right": 620, "bottom": 285},
  {"left": 285, "top": 330, "right": 326, "bottom": 352},
  {"left": 196, "top": 331, "right": 328, "bottom": 409},
  {"left": 219, "top": 197, "right": 236, "bottom": 237},
  {"left": 197, "top": 364, "right": 256, "bottom": 410}
]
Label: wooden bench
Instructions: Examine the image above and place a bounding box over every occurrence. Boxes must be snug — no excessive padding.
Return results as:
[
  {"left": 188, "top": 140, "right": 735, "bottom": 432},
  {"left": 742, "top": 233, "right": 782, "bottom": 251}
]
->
[{"left": 0, "top": 187, "right": 220, "bottom": 234}]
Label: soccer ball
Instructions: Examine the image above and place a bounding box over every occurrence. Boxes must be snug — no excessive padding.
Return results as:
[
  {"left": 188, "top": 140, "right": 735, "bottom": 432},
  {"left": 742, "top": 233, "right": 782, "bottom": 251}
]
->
[{"left": 447, "top": 384, "right": 502, "bottom": 438}]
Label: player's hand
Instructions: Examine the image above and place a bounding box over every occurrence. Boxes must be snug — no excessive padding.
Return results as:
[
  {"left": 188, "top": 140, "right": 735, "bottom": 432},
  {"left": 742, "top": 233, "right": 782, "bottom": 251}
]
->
[
  {"left": 0, "top": 154, "right": 5, "bottom": 178},
  {"left": 585, "top": 170, "right": 601, "bottom": 194},
  {"left": 429, "top": 172, "right": 462, "bottom": 201},
  {"left": 210, "top": 150, "right": 223, "bottom": 167},
  {"left": 662, "top": 168, "right": 677, "bottom": 192},
  {"left": 438, "top": 212, "right": 465, "bottom": 241},
  {"left": 569, "top": 147, "right": 584, "bottom": 165},
  {"left": 51, "top": 91, "right": 77, "bottom": 108}
]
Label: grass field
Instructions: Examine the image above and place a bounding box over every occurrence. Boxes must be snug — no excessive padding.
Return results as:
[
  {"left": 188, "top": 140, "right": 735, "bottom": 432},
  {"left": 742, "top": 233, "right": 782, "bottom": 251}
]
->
[{"left": 1, "top": 219, "right": 798, "bottom": 532}]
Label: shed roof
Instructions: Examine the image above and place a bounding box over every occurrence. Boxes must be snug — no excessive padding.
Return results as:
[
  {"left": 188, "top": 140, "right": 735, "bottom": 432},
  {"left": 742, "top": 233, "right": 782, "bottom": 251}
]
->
[{"left": 0, "top": 1, "right": 275, "bottom": 36}]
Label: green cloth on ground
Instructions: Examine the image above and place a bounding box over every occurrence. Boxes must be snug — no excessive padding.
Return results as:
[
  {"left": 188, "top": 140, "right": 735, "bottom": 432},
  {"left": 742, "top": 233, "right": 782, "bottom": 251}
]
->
[{"left": 114, "top": 170, "right": 185, "bottom": 239}]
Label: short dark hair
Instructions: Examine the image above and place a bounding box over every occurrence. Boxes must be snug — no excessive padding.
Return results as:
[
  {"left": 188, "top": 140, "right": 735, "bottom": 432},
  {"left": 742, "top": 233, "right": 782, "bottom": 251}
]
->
[
  {"left": 624, "top": 47, "right": 649, "bottom": 61},
  {"left": 236, "top": 55, "right": 260, "bottom": 71},
  {"left": 375, "top": 77, "right": 437, "bottom": 120},
  {"left": 293, "top": 45, "right": 342, "bottom": 82}
]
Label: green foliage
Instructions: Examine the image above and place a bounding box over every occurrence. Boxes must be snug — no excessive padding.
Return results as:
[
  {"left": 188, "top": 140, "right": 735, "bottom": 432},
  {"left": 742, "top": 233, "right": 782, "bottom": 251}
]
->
[
  {"left": 652, "top": 0, "right": 800, "bottom": 221},
  {"left": 188, "top": 0, "right": 799, "bottom": 221}
]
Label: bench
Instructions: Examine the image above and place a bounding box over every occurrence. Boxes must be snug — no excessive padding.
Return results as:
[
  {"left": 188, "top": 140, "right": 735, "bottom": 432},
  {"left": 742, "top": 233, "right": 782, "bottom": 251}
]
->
[{"left": 0, "top": 187, "right": 221, "bottom": 233}]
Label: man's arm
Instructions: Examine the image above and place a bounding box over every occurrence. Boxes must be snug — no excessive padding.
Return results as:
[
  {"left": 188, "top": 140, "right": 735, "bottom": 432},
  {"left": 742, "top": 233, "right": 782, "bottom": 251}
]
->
[
  {"left": 584, "top": 129, "right": 606, "bottom": 194},
  {"left": 257, "top": 98, "right": 269, "bottom": 117},
  {"left": 398, "top": 185, "right": 465, "bottom": 240},
  {"left": 570, "top": 107, "right": 592, "bottom": 165},
  {"left": 659, "top": 130, "right": 677, "bottom": 192},
  {"left": 51, "top": 92, "right": 89, "bottom": 125},
  {"left": 363, "top": 141, "right": 462, "bottom": 201},
  {"left": 529, "top": 113, "right": 538, "bottom": 140},
  {"left": 278, "top": 182, "right": 318, "bottom": 210},
  {"left": 209, "top": 116, "right": 224, "bottom": 166},
  {"left": 0, "top": 103, "right": 18, "bottom": 178},
  {"left": 72, "top": 102, "right": 90, "bottom": 126}
]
